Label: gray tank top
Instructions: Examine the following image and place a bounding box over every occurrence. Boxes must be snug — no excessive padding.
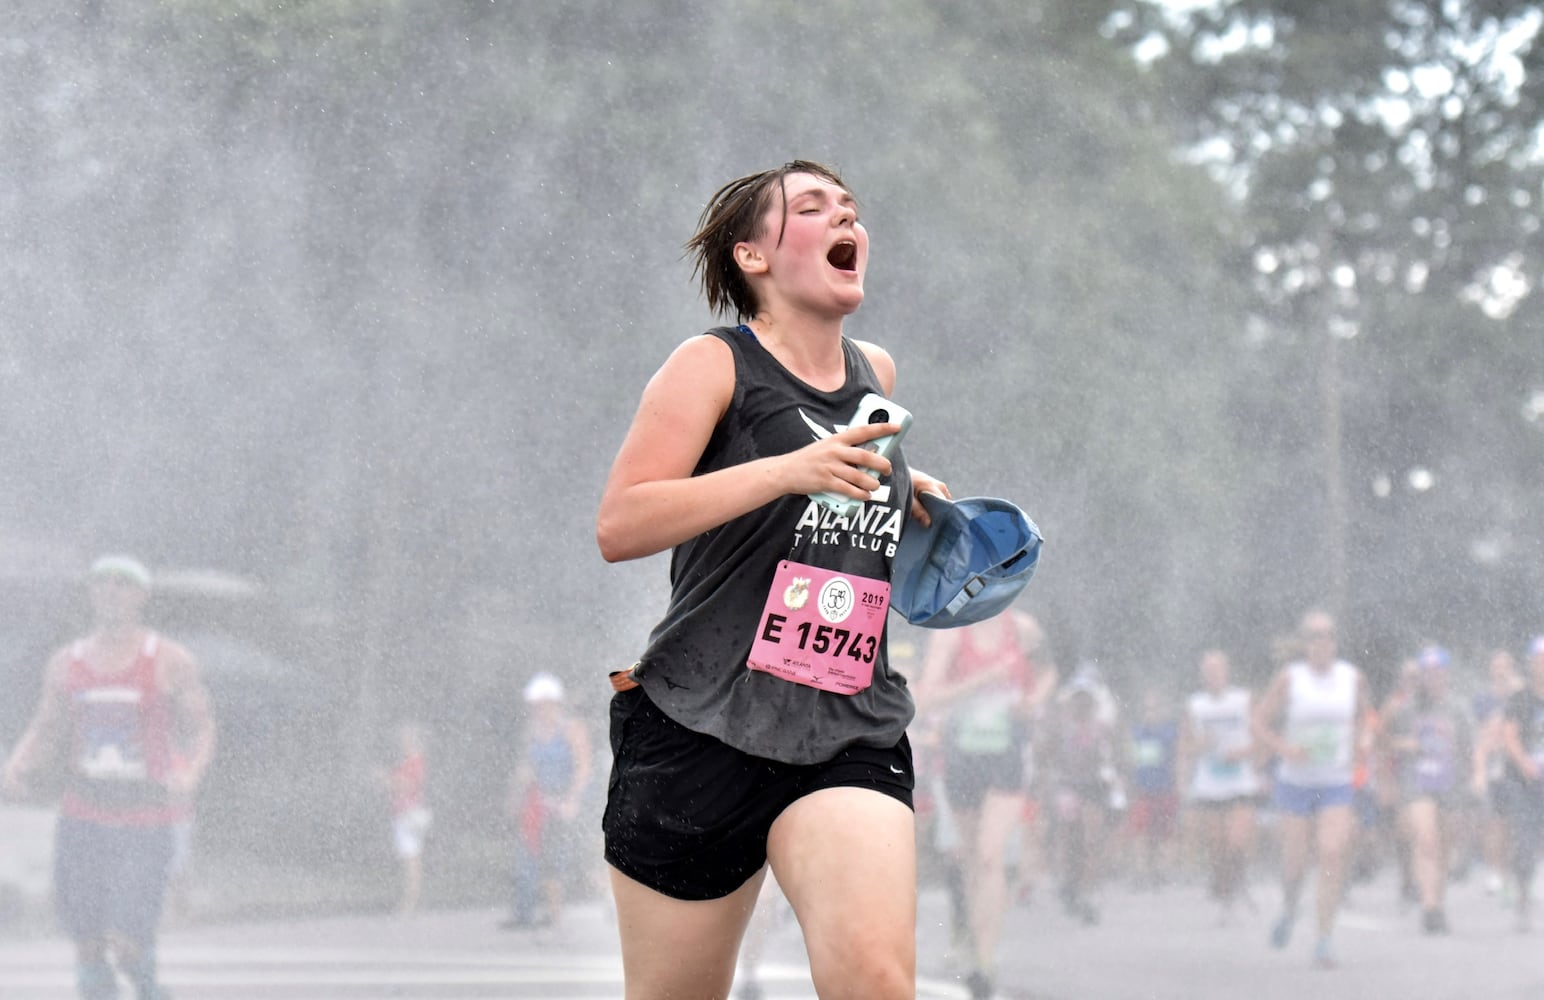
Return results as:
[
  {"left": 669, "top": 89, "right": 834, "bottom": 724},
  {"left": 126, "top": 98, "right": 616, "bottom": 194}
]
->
[{"left": 634, "top": 326, "right": 915, "bottom": 764}]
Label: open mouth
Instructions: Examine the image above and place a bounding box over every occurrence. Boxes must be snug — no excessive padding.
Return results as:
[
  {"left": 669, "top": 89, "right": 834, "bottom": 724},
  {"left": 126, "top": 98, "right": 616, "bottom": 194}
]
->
[{"left": 827, "top": 240, "right": 857, "bottom": 272}]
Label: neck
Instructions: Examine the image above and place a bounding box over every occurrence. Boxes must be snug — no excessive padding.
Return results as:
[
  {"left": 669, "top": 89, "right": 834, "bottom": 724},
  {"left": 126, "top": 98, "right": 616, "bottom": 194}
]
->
[
  {"left": 747, "top": 311, "right": 846, "bottom": 372},
  {"left": 93, "top": 622, "right": 144, "bottom": 647}
]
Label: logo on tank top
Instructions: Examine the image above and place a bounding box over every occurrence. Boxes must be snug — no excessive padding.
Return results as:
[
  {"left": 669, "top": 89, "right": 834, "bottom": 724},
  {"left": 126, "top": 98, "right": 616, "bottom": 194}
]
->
[{"left": 792, "top": 409, "right": 906, "bottom": 554}]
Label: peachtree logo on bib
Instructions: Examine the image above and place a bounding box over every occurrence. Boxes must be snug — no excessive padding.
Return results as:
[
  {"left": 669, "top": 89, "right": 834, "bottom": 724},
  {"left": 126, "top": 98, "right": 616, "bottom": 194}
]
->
[{"left": 818, "top": 576, "right": 856, "bottom": 623}]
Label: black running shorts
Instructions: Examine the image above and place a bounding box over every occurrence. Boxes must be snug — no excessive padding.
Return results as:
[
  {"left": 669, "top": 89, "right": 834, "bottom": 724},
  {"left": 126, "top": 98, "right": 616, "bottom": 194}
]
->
[
  {"left": 602, "top": 685, "right": 914, "bottom": 901},
  {"left": 941, "top": 746, "right": 1025, "bottom": 813}
]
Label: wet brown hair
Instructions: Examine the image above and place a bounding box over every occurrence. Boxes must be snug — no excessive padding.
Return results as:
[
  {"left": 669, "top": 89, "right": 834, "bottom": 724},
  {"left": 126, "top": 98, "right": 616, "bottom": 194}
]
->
[{"left": 685, "top": 160, "right": 853, "bottom": 321}]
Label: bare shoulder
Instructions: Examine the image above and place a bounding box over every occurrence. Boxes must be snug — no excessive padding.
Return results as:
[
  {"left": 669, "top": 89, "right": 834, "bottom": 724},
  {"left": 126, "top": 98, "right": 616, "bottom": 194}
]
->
[
  {"left": 658, "top": 332, "right": 735, "bottom": 387},
  {"left": 1258, "top": 667, "right": 1292, "bottom": 706},
  {"left": 156, "top": 638, "right": 205, "bottom": 686},
  {"left": 851, "top": 339, "right": 896, "bottom": 396},
  {"left": 40, "top": 645, "right": 76, "bottom": 690},
  {"left": 1012, "top": 610, "right": 1046, "bottom": 649},
  {"left": 634, "top": 333, "right": 736, "bottom": 422}
]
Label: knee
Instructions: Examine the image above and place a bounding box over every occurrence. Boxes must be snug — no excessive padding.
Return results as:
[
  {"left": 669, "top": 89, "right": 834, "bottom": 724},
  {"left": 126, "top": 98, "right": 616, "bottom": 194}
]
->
[
  {"left": 1317, "top": 841, "right": 1351, "bottom": 872},
  {"left": 824, "top": 955, "right": 914, "bottom": 1000},
  {"left": 868, "top": 962, "right": 916, "bottom": 1000}
]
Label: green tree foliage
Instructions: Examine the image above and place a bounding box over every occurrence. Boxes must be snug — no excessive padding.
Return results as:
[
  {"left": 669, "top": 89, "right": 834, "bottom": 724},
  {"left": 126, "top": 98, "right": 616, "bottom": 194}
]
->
[
  {"left": 1109, "top": 0, "right": 1544, "bottom": 674},
  {"left": 1, "top": 1, "right": 1255, "bottom": 724}
]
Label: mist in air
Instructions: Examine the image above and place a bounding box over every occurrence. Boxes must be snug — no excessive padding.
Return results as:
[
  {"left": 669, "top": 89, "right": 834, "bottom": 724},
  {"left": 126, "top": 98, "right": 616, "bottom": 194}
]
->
[{"left": 2, "top": 3, "right": 1542, "bottom": 997}]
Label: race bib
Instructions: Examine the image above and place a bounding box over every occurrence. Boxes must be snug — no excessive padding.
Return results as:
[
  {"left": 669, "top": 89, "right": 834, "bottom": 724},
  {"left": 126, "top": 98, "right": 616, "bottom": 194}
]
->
[
  {"left": 747, "top": 560, "right": 890, "bottom": 695},
  {"left": 1301, "top": 724, "right": 1342, "bottom": 766},
  {"left": 1205, "top": 756, "right": 1242, "bottom": 780},
  {"left": 75, "top": 688, "right": 149, "bottom": 782}
]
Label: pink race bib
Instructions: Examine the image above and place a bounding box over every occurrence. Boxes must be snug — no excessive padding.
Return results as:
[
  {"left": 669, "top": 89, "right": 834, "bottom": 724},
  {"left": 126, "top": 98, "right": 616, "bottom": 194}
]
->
[{"left": 747, "top": 560, "right": 890, "bottom": 695}]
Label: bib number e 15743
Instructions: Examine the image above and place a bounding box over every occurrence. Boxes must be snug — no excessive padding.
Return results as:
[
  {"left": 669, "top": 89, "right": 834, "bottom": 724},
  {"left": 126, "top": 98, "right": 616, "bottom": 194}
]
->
[{"left": 747, "top": 560, "right": 890, "bottom": 695}]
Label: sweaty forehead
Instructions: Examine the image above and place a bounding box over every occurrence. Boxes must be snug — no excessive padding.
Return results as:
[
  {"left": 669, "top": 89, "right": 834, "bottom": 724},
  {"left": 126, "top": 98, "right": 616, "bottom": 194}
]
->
[{"left": 780, "top": 173, "right": 853, "bottom": 203}]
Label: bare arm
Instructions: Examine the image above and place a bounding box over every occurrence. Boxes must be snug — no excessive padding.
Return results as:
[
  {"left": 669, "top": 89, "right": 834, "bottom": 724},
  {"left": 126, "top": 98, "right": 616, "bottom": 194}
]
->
[
  {"left": 1015, "top": 613, "right": 1056, "bottom": 716},
  {"left": 596, "top": 335, "right": 905, "bottom": 562},
  {"left": 1026, "top": 666, "right": 1059, "bottom": 719},
  {"left": 1175, "top": 698, "right": 1197, "bottom": 792},
  {"left": 1, "top": 651, "right": 72, "bottom": 798},
  {"left": 561, "top": 719, "right": 593, "bottom": 820},
  {"left": 1473, "top": 711, "right": 1501, "bottom": 792},
  {"left": 1251, "top": 668, "right": 1296, "bottom": 762},
  {"left": 911, "top": 629, "right": 962, "bottom": 714},
  {"left": 161, "top": 642, "right": 217, "bottom": 795},
  {"left": 1352, "top": 669, "right": 1372, "bottom": 776},
  {"left": 1501, "top": 715, "right": 1539, "bottom": 782}
]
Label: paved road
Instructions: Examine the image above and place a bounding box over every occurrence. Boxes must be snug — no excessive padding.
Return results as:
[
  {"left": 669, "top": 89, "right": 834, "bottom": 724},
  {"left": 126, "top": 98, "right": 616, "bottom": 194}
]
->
[{"left": 0, "top": 869, "right": 1538, "bottom": 998}]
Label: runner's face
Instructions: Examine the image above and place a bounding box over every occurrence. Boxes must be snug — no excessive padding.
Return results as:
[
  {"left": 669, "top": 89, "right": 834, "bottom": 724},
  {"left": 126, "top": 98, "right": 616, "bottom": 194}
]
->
[
  {"left": 1200, "top": 653, "right": 1228, "bottom": 690},
  {"left": 1300, "top": 616, "right": 1336, "bottom": 666},
  {"left": 1419, "top": 667, "right": 1446, "bottom": 696},
  {"left": 88, "top": 576, "right": 147, "bottom": 627},
  {"left": 748, "top": 173, "right": 867, "bottom": 317}
]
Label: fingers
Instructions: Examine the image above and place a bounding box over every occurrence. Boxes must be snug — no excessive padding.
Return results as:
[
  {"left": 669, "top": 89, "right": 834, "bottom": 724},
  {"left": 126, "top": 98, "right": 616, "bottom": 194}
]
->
[
  {"left": 910, "top": 478, "right": 949, "bottom": 527},
  {"left": 836, "top": 420, "right": 903, "bottom": 447},
  {"left": 799, "top": 430, "right": 896, "bottom": 501},
  {"left": 788, "top": 422, "right": 906, "bottom": 504}
]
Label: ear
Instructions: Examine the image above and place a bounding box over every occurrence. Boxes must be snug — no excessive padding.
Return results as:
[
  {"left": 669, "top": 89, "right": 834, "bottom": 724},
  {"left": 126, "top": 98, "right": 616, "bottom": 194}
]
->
[{"left": 734, "top": 242, "right": 768, "bottom": 275}]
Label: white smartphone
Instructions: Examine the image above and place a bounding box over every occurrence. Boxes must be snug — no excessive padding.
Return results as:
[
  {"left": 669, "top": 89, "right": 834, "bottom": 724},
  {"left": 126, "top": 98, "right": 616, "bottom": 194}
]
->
[{"left": 809, "top": 392, "right": 914, "bottom": 516}]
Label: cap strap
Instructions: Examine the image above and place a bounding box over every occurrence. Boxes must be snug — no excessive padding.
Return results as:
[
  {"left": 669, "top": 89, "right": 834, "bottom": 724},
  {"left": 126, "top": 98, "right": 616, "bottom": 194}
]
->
[{"left": 945, "top": 575, "right": 987, "bottom": 616}]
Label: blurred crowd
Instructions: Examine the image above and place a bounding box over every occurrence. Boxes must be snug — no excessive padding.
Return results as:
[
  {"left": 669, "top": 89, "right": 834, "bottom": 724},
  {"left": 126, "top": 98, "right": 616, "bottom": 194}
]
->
[
  {"left": 872, "top": 609, "right": 1544, "bottom": 996},
  {"left": 6, "top": 559, "right": 1541, "bottom": 1000}
]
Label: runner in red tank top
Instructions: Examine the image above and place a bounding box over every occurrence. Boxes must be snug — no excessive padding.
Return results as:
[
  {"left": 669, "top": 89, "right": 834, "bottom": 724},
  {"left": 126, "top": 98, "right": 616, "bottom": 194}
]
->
[
  {"left": 3, "top": 556, "right": 216, "bottom": 1000},
  {"left": 915, "top": 608, "right": 1056, "bottom": 1000}
]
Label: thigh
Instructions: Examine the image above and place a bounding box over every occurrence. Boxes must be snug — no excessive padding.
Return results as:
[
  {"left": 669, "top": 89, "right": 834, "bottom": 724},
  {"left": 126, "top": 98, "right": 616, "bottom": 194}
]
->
[
  {"left": 1226, "top": 800, "right": 1257, "bottom": 847},
  {"left": 603, "top": 689, "right": 779, "bottom": 901},
  {"left": 1507, "top": 786, "right": 1544, "bottom": 854},
  {"left": 55, "top": 816, "right": 111, "bottom": 940},
  {"left": 975, "top": 789, "right": 1026, "bottom": 861},
  {"left": 610, "top": 863, "right": 764, "bottom": 1000},
  {"left": 1315, "top": 803, "right": 1356, "bottom": 857},
  {"left": 943, "top": 751, "right": 990, "bottom": 814},
  {"left": 1277, "top": 812, "right": 1311, "bottom": 861},
  {"left": 540, "top": 815, "right": 578, "bottom": 877},
  {"left": 769, "top": 787, "right": 915, "bottom": 998},
  {"left": 1402, "top": 798, "right": 1439, "bottom": 846},
  {"left": 104, "top": 824, "right": 175, "bottom": 946}
]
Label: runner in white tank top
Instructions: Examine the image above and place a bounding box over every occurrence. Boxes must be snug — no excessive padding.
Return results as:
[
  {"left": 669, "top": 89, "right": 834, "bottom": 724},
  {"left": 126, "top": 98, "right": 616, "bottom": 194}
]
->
[
  {"left": 1252, "top": 611, "right": 1367, "bottom": 969},
  {"left": 1179, "top": 650, "right": 1260, "bottom": 925}
]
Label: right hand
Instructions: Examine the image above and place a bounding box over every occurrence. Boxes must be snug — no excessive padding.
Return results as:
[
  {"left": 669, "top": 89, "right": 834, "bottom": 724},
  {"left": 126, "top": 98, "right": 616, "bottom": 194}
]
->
[
  {"left": 1278, "top": 742, "right": 1309, "bottom": 765},
  {"left": 777, "top": 420, "right": 903, "bottom": 502},
  {"left": 1, "top": 759, "right": 29, "bottom": 801}
]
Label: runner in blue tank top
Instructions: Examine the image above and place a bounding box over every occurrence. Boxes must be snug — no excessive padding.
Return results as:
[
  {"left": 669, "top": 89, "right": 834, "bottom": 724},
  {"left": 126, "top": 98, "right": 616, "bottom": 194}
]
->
[{"left": 503, "top": 672, "right": 591, "bottom": 931}]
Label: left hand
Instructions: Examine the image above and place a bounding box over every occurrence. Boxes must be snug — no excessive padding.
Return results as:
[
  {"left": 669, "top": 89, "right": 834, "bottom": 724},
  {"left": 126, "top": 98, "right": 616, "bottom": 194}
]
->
[
  {"left": 165, "top": 767, "right": 200, "bottom": 799},
  {"left": 909, "top": 469, "right": 951, "bottom": 526}
]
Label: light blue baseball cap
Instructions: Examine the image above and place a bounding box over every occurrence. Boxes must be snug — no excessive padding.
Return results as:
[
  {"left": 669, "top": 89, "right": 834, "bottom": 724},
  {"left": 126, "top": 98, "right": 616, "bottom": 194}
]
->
[{"left": 890, "top": 492, "right": 1042, "bottom": 629}]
